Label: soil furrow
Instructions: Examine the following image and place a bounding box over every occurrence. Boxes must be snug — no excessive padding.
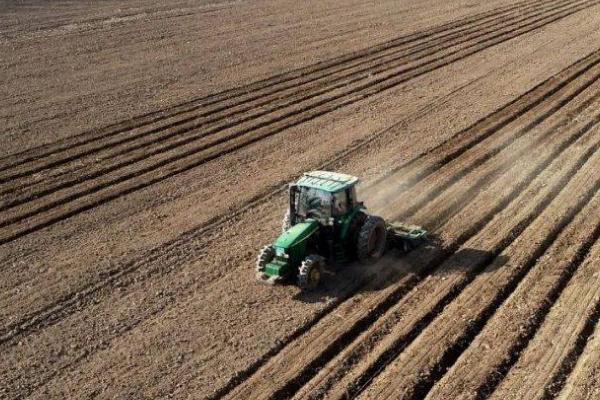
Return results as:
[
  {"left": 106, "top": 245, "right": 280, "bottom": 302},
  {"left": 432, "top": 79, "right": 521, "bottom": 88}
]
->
[
  {"left": 0, "top": 253, "right": 368, "bottom": 400},
  {"left": 181, "top": 0, "right": 542, "bottom": 110},
  {"left": 0, "top": 0, "right": 569, "bottom": 195},
  {"left": 291, "top": 97, "right": 600, "bottom": 400},
  {"left": 2, "top": 43, "right": 597, "bottom": 352},
  {"left": 408, "top": 84, "right": 600, "bottom": 231},
  {"left": 557, "top": 318, "right": 600, "bottom": 399},
  {"left": 376, "top": 59, "right": 600, "bottom": 224},
  {"left": 220, "top": 82, "right": 600, "bottom": 400},
  {"left": 0, "top": 70, "right": 524, "bottom": 396},
  {"left": 0, "top": 93, "right": 491, "bottom": 344},
  {"left": 427, "top": 158, "right": 600, "bottom": 400},
  {"left": 0, "top": 0, "right": 596, "bottom": 246},
  {"left": 488, "top": 239, "right": 600, "bottom": 400},
  {"left": 0, "top": 0, "right": 553, "bottom": 173},
  {"left": 0, "top": 0, "right": 570, "bottom": 195},
  {"left": 0, "top": 0, "right": 584, "bottom": 197},
  {"left": 3, "top": 2, "right": 600, "bottom": 399},
  {"left": 353, "top": 127, "right": 600, "bottom": 400}
]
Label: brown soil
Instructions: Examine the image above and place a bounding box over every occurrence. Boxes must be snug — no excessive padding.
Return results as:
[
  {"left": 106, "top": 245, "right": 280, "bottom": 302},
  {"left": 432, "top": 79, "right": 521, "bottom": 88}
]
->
[{"left": 2, "top": 0, "right": 600, "bottom": 399}]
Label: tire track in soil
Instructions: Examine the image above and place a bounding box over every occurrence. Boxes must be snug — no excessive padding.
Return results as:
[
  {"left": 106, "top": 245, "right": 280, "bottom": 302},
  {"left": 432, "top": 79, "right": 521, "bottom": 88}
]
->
[
  {"left": 0, "top": 252, "right": 371, "bottom": 400},
  {"left": 0, "top": 74, "right": 568, "bottom": 396},
  {"left": 0, "top": 0, "right": 558, "bottom": 171},
  {"left": 226, "top": 81, "right": 600, "bottom": 400},
  {"left": 2, "top": 56, "right": 592, "bottom": 400},
  {"left": 0, "top": 0, "right": 580, "bottom": 192},
  {"left": 4, "top": 31, "right": 600, "bottom": 400},
  {"left": 299, "top": 138, "right": 600, "bottom": 400},
  {"left": 19, "top": 99, "right": 600, "bottom": 400},
  {"left": 352, "top": 124, "right": 600, "bottom": 400},
  {"left": 349, "top": 46, "right": 600, "bottom": 210},
  {"left": 427, "top": 156, "right": 600, "bottom": 400},
  {"left": 0, "top": 0, "right": 597, "bottom": 246},
  {"left": 488, "top": 239, "right": 600, "bottom": 400},
  {"left": 3, "top": 10, "right": 596, "bottom": 338},
  {"left": 0, "top": 0, "right": 571, "bottom": 190},
  {"left": 373, "top": 57, "right": 600, "bottom": 227},
  {"left": 402, "top": 83, "right": 600, "bottom": 232},
  {"left": 556, "top": 313, "right": 600, "bottom": 399},
  {"left": 291, "top": 76, "right": 600, "bottom": 400},
  {"left": 3, "top": 43, "right": 600, "bottom": 358}
]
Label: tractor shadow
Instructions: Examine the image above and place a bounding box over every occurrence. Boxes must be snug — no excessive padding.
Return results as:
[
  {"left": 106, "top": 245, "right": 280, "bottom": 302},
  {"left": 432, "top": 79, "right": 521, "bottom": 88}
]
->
[{"left": 293, "top": 234, "right": 509, "bottom": 303}]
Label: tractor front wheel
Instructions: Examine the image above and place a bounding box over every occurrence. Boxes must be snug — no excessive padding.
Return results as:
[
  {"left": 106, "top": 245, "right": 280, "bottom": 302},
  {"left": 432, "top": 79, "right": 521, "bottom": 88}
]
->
[
  {"left": 298, "top": 255, "right": 325, "bottom": 290},
  {"left": 357, "top": 215, "right": 387, "bottom": 263},
  {"left": 256, "top": 245, "right": 275, "bottom": 276}
]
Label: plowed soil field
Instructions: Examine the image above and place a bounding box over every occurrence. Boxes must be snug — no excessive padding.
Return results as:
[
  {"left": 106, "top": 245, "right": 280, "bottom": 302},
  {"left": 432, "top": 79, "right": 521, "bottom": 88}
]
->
[{"left": 2, "top": 0, "right": 600, "bottom": 399}]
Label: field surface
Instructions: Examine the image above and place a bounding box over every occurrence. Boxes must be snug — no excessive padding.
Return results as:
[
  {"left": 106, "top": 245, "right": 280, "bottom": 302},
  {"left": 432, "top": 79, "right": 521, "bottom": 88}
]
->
[{"left": 2, "top": 0, "right": 600, "bottom": 399}]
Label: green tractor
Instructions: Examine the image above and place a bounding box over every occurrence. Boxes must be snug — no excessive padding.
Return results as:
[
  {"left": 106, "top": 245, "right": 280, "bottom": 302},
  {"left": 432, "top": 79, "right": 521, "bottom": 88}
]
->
[{"left": 256, "top": 171, "right": 427, "bottom": 289}]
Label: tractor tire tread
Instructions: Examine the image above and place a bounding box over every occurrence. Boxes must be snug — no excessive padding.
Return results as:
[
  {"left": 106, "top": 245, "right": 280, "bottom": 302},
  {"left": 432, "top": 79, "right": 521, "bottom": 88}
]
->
[
  {"left": 298, "top": 255, "right": 325, "bottom": 290},
  {"left": 256, "top": 245, "right": 275, "bottom": 273},
  {"left": 357, "top": 215, "right": 387, "bottom": 263}
]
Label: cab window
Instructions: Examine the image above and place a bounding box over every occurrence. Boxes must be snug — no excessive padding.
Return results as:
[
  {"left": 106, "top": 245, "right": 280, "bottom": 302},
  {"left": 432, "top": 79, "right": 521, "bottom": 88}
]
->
[
  {"left": 297, "top": 187, "right": 331, "bottom": 220},
  {"left": 332, "top": 191, "right": 348, "bottom": 216}
]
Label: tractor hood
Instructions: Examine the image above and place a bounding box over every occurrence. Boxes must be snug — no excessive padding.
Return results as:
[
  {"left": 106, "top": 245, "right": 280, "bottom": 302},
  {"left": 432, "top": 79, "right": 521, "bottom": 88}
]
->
[{"left": 274, "top": 220, "right": 319, "bottom": 250}]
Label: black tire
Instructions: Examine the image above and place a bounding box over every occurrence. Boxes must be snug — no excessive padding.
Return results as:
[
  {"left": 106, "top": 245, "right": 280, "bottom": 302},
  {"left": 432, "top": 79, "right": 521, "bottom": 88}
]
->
[
  {"left": 298, "top": 255, "right": 325, "bottom": 290},
  {"left": 357, "top": 215, "right": 387, "bottom": 263},
  {"left": 282, "top": 210, "right": 292, "bottom": 233},
  {"left": 348, "top": 211, "right": 367, "bottom": 247},
  {"left": 256, "top": 245, "right": 275, "bottom": 273}
]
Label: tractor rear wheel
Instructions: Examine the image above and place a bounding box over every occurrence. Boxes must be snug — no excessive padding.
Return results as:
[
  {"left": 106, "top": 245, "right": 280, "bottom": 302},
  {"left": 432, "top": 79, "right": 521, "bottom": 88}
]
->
[
  {"left": 298, "top": 255, "right": 325, "bottom": 290},
  {"left": 357, "top": 215, "right": 387, "bottom": 263},
  {"left": 256, "top": 245, "right": 275, "bottom": 275}
]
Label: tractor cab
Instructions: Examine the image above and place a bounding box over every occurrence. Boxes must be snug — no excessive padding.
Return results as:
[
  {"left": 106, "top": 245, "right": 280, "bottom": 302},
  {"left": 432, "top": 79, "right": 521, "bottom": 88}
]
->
[{"left": 289, "top": 171, "right": 361, "bottom": 227}]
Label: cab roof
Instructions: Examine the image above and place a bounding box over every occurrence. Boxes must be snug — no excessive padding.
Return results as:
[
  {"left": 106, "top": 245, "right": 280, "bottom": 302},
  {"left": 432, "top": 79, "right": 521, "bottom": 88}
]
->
[{"left": 296, "top": 170, "right": 359, "bottom": 193}]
